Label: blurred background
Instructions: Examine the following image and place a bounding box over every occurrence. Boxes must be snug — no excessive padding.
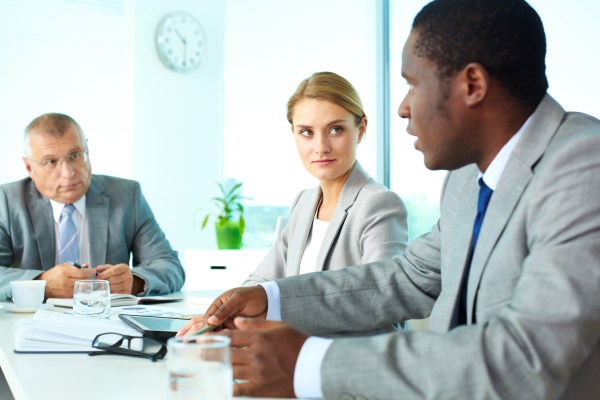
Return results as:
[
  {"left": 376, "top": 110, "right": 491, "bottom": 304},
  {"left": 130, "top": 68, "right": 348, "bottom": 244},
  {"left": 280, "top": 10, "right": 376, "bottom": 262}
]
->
[{"left": 0, "top": 0, "right": 598, "bottom": 254}]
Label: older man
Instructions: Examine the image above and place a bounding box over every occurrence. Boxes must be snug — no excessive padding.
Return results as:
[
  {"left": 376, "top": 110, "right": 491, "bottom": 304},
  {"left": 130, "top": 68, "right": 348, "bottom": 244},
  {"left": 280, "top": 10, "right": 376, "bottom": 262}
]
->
[{"left": 0, "top": 113, "right": 184, "bottom": 300}]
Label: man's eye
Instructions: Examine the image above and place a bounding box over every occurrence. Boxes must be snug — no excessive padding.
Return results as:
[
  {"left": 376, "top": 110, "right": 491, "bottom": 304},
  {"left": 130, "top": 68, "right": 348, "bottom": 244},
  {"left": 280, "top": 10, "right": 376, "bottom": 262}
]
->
[
  {"left": 69, "top": 152, "right": 81, "bottom": 160},
  {"left": 43, "top": 159, "right": 58, "bottom": 167}
]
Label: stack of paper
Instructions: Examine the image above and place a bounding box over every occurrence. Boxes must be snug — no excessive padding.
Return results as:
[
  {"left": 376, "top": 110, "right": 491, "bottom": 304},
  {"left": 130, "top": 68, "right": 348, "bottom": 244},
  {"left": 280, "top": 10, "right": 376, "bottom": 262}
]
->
[{"left": 14, "top": 309, "right": 139, "bottom": 353}]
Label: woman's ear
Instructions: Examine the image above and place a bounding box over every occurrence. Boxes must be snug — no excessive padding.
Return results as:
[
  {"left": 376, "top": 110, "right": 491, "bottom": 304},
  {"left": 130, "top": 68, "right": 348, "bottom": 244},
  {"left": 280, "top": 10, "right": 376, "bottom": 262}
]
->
[{"left": 358, "top": 117, "right": 367, "bottom": 143}]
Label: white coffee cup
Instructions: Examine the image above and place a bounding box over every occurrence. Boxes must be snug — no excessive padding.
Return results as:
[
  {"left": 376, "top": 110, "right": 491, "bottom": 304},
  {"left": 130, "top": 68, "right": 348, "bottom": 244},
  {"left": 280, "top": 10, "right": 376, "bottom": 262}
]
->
[{"left": 10, "top": 280, "right": 46, "bottom": 308}]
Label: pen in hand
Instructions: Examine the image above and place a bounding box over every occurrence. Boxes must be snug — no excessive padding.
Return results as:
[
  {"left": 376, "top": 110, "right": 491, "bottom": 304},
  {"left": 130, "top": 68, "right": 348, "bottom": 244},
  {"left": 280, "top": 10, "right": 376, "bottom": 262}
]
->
[
  {"left": 189, "top": 324, "right": 218, "bottom": 336},
  {"left": 70, "top": 261, "right": 97, "bottom": 279}
]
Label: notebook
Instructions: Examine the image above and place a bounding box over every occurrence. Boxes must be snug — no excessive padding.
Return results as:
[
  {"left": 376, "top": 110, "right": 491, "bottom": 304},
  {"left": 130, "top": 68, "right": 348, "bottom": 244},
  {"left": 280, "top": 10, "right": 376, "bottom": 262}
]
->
[
  {"left": 14, "top": 309, "right": 139, "bottom": 353},
  {"left": 47, "top": 294, "right": 182, "bottom": 308}
]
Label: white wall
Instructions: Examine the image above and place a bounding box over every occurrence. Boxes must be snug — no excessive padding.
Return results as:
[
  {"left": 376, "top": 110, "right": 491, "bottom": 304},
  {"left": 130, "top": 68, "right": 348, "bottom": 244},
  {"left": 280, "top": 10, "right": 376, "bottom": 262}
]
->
[{"left": 132, "top": 1, "right": 225, "bottom": 253}]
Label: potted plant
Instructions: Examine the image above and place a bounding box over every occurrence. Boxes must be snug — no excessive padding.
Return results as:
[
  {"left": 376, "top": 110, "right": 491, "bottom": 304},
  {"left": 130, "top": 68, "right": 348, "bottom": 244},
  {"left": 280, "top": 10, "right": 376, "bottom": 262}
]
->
[{"left": 201, "top": 181, "right": 248, "bottom": 249}]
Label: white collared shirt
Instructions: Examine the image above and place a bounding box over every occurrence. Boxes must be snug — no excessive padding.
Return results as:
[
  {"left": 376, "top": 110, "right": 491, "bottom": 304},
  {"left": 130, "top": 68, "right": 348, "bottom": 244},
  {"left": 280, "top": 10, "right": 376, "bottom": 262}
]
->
[
  {"left": 50, "top": 195, "right": 90, "bottom": 265},
  {"left": 260, "top": 117, "right": 531, "bottom": 399}
]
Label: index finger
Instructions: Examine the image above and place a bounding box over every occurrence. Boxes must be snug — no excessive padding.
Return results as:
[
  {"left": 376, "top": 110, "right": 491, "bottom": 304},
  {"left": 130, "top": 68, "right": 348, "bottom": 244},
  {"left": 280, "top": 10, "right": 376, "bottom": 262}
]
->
[
  {"left": 177, "top": 316, "right": 205, "bottom": 337},
  {"left": 204, "top": 290, "right": 246, "bottom": 326}
]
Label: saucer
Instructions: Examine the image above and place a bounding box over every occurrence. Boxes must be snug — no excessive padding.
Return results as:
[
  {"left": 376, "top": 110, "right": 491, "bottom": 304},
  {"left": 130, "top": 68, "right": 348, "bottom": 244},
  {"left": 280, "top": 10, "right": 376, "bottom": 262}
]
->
[{"left": 5, "top": 303, "right": 53, "bottom": 313}]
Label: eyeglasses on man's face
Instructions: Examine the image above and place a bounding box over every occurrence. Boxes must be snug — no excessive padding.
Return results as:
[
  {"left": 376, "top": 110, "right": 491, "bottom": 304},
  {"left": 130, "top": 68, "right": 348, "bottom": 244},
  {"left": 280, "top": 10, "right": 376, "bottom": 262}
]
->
[
  {"left": 90, "top": 332, "right": 167, "bottom": 362},
  {"left": 29, "top": 150, "right": 88, "bottom": 173}
]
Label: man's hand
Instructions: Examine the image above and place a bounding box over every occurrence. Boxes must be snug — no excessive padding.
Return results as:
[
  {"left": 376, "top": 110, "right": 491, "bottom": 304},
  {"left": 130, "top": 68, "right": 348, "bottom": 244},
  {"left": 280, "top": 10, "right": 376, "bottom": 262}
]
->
[
  {"left": 38, "top": 262, "right": 96, "bottom": 298},
  {"left": 225, "top": 318, "right": 308, "bottom": 398},
  {"left": 176, "top": 286, "right": 268, "bottom": 336},
  {"left": 95, "top": 264, "right": 143, "bottom": 294}
]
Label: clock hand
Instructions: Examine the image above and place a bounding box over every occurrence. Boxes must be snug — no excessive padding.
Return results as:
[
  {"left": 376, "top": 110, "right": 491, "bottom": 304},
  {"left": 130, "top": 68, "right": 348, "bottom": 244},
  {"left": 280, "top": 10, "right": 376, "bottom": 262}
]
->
[{"left": 174, "top": 28, "right": 187, "bottom": 45}]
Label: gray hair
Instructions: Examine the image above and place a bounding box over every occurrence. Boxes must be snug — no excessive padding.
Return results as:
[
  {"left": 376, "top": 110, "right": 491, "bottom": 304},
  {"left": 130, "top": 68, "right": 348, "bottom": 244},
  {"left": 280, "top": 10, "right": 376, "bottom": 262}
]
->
[{"left": 23, "top": 113, "right": 87, "bottom": 157}]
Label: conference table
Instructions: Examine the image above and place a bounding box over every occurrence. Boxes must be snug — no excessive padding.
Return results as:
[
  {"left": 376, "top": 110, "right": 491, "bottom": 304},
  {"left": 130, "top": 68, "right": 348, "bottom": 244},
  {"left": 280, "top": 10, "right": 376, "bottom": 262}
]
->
[{"left": 0, "top": 290, "right": 302, "bottom": 400}]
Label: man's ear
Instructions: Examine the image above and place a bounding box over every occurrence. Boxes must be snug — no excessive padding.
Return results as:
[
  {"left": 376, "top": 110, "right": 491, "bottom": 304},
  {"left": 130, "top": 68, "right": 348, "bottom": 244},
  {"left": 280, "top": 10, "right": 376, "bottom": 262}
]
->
[
  {"left": 461, "top": 62, "right": 489, "bottom": 107},
  {"left": 22, "top": 157, "right": 34, "bottom": 179}
]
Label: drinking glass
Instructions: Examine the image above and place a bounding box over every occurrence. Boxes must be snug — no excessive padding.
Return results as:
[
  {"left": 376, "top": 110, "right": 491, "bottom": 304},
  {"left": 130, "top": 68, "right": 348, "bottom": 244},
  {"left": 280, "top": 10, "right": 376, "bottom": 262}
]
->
[
  {"left": 167, "top": 335, "right": 232, "bottom": 400},
  {"left": 73, "top": 280, "right": 111, "bottom": 318}
]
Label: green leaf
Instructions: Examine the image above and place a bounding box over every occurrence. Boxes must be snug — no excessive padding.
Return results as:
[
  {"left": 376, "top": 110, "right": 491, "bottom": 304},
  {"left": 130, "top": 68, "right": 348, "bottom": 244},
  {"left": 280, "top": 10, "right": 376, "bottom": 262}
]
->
[
  {"left": 239, "top": 215, "right": 246, "bottom": 235},
  {"left": 201, "top": 214, "right": 210, "bottom": 229}
]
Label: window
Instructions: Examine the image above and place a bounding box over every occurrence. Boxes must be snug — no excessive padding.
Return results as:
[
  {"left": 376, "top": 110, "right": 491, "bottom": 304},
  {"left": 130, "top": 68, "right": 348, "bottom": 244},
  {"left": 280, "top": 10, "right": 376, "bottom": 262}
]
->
[
  {"left": 0, "top": 0, "right": 133, "bottom": 184},
  {"left": 387, "top": 0, "right": 600, "bottom": 240},
  {"left": 223, "top": 0, "right": 380, "bottom": 247}
]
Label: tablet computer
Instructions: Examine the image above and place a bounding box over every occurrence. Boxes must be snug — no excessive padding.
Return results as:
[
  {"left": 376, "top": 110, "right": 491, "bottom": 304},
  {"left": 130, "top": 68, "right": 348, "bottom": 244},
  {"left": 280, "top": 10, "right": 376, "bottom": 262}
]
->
[{"left": 118, "top": 314, "right": 190, "bottom": 341}]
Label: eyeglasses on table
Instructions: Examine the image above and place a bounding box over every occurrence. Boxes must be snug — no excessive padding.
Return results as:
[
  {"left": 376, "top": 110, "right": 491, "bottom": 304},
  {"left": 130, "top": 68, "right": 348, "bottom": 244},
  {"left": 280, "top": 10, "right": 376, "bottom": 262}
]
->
[{"left": 90, "top": 332, "right": 167, "bottom": 362}]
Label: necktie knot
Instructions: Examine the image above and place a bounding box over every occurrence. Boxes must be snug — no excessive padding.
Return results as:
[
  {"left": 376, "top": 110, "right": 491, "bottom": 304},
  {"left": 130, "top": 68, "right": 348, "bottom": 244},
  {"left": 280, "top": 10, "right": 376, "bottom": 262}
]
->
[
  {"left": 61, "top": 204, "right": 76, "bottom": 221},
  {"left": 477, "top": 179, "right": 493, "bottom": 215}
]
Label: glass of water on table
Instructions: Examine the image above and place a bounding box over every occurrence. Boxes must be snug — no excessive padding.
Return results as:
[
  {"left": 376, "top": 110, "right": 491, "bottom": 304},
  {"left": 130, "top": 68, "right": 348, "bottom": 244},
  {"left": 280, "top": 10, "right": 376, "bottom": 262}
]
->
[
  {"left": 73, "top": 280, "right": 111, "bottom": 318},
  {"left": 167, "top": 335, "right": 233, "bottom": 400}
]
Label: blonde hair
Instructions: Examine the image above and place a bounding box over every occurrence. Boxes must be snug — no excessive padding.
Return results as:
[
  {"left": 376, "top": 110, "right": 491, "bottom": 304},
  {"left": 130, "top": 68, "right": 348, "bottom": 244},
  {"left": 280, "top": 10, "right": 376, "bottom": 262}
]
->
[{"left": 286, "top": 72, "right": 366, "bottom": 125}]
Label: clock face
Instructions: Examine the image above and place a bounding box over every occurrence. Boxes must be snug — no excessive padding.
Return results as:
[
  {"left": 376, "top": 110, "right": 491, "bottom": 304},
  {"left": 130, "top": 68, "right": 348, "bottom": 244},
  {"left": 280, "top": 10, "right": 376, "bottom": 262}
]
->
[{"left": 155, "top": 12, "right": 207, "bottom": 72}]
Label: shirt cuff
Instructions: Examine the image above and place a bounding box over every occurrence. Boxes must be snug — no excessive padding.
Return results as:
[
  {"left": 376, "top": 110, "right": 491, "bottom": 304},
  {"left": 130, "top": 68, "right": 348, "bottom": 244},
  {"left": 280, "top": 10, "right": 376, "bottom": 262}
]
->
[
  {"left": 258, "top": 281, "right": 282, "bottom": 321},
  {"left": 294, "top": 336, "right": 333, "bottom": 399}
]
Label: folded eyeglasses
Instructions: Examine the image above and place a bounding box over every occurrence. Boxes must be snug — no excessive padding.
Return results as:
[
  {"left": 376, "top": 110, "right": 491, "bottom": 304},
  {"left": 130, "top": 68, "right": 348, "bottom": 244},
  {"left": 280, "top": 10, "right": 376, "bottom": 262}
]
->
[{"left": 90, "top": 332, "right": 167, "bottom": 362}]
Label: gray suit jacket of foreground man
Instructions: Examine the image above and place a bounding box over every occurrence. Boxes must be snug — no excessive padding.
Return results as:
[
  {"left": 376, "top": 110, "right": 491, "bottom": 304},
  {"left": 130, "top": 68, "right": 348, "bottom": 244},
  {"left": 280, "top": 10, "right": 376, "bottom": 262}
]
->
[
  {"left": 276, "top": 95, "right": 600, "bottom": 399},
  {"left": 0, "top": 174, "right": 184, "bottom": 300}
]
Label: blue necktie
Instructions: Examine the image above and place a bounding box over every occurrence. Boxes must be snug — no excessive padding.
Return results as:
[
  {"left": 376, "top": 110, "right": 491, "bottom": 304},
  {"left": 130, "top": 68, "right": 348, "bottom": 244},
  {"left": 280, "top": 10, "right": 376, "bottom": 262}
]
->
[
  {"left": 58, "top": 204, "right": 79, "bottom": 264},
  {"left": 456, "top": 178, "right": 493, "bottom": 325}
]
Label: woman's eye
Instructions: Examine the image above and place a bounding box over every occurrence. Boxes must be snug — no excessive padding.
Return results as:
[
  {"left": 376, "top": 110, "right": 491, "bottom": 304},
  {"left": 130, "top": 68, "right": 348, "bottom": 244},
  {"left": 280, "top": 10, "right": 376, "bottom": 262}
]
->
[
  {"left": 299, "top": 129, "right": 312, "bottom": 137},
  {"left": 329, "top": 126, "right": 343, "bottom": 135}
]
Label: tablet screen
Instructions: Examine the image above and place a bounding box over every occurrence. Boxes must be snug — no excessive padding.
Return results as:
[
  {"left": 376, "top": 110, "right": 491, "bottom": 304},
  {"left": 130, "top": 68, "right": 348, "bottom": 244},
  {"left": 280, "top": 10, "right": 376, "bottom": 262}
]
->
[{"left": 120, "top": 315, "right": 189, "bottom": 333}]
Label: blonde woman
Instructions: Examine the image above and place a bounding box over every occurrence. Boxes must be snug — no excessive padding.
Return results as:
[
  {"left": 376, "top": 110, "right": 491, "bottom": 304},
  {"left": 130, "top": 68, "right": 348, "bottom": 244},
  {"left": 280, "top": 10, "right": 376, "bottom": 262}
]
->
[{"left": 244, "top": 72, "right": 408, "bottom": 285}]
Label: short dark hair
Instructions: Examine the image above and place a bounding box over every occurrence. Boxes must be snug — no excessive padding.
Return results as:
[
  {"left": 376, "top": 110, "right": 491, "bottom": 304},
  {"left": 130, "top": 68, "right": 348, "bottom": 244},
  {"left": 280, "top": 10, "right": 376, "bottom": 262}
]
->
[{"left": 413, "top": 0, "right": 548, "bottom": 109}]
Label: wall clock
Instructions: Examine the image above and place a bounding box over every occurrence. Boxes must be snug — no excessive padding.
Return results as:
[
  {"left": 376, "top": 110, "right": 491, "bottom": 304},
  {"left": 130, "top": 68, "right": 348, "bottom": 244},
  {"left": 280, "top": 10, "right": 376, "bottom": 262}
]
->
[{"left": 155, "top": 11, "right": 206, "bottom": 72}]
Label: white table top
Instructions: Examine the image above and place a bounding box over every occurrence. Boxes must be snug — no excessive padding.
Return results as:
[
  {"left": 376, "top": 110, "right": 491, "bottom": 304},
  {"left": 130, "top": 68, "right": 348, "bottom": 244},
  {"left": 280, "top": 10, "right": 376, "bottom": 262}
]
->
[{"left": 0, "top": 291, "right": 298, "bottom": 400}]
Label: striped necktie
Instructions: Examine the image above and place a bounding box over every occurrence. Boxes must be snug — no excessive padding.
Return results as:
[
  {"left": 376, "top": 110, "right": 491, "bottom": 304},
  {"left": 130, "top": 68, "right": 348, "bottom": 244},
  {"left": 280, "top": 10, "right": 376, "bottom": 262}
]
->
[{"left": 58, "top": 204, "right": 79, "bottom": 264}]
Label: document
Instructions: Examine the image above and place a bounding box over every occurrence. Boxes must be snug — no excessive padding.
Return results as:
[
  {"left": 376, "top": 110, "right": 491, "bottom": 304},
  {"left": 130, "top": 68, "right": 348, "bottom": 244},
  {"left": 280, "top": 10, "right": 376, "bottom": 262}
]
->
[
  {"left": 47, "top": 294, "right": 182, "bottom": 308},
  {"left": 14, "top": 309, "right": 139, "bottom": 353}
]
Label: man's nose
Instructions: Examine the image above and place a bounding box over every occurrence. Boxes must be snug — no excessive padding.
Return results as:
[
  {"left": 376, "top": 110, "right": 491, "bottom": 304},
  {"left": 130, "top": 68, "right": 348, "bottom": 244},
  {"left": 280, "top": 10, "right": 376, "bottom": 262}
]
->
[{"left": 398, "top": 92, "right": 411, "bottom": 119}]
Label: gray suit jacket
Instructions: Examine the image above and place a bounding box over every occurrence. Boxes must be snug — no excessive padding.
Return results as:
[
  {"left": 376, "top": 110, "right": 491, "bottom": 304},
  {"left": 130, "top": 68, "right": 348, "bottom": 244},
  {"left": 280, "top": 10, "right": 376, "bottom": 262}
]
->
[
  {"left": 276, "top": 95, "right": 600, "bottom": 399},
  {"left": 243, "top": 162, "right": 408, "bottom": 286},
  {"left": 0, "top": 175, "right": 185, "bottom": 300}
]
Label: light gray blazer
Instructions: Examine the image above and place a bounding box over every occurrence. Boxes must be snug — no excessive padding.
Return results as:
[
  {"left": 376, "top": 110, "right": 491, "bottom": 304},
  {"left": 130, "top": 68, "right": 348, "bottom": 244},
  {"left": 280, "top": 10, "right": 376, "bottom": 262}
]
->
[
  {"left": 0, "top": 175, "right": 185, "bottom": 300},
  {"left": 276, "top": 95, "right": 600, "bottom": 399},
  {"left": 243, "top": 162, "right": 408, "bottom": 286}
]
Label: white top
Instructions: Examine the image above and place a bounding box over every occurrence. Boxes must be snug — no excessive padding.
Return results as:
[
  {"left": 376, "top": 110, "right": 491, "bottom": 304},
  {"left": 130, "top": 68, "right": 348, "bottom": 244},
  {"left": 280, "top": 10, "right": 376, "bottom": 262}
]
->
[
  {"left": 298, "top": 217, "right": 330, "bottom": 275},
  {"left": 49, "top": 195, "right": 90, "bottom": 265}
]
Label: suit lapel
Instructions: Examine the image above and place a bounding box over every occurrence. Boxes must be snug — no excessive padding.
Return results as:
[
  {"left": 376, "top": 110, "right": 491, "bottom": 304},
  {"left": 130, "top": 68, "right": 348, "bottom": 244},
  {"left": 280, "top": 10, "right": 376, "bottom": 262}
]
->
[
  {"left": 286, "top": 188, "right": 321, "bottom": 275},
  {"left": 86, "top": 177, "right": 109, "bottom": 267},
  {"left": 316, "top": 162, "right": 369, "bottom": 270},
  {"left": 436, "top": 167, "right": 478, "bottom": 330},
  {"left": 26, "top": 182, "right": 55, "bottom": 269},
  {"left": 465, "top": 95, "right": 567, "bottom": 323}
]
